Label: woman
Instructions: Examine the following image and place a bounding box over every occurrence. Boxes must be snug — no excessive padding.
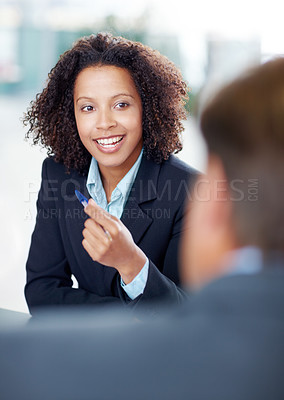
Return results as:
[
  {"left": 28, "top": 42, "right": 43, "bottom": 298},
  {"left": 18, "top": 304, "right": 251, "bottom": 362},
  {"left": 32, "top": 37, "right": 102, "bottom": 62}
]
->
[{"left": 24, "top": 32, "right": 197, "bottom": 314}]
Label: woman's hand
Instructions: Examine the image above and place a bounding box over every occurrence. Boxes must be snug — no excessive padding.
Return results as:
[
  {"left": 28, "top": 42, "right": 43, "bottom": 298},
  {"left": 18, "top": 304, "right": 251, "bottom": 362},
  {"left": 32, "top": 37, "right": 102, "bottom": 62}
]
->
[{"left": 82, "top": 199, "right": 147, "bottom": 284}]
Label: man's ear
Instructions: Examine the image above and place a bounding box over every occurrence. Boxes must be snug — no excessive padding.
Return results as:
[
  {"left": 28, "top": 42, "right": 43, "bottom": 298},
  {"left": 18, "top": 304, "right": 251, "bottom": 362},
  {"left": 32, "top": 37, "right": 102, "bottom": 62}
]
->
[
  {"left": 206, "top": 155, "right": 233, "bottom": 231},
  {"left": 181, "top": 154, "right": 238, "bottom": 290}
]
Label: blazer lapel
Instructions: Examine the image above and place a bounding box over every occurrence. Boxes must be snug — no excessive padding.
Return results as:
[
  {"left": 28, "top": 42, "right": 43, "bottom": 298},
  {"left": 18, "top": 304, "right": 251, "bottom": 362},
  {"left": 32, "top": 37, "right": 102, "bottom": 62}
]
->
[
  {"left": 121, "top": 156, "right": 160, "bottom": 244},
  {"left": 63, "top": 170, "right": 89, "bottom": 259}
]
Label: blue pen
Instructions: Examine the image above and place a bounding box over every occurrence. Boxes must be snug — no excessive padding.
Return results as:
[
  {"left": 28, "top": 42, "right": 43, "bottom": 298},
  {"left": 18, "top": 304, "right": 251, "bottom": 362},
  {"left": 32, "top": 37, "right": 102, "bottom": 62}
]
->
[{"left": 75, "top": 190, "right": 89, "bottom": 207}]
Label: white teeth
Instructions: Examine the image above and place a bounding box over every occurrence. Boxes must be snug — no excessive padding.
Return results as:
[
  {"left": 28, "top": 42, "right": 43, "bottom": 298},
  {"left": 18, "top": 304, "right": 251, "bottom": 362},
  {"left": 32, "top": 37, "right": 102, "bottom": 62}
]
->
[{"left": 97, "top": 136, "right": 123, "bottom": 146}]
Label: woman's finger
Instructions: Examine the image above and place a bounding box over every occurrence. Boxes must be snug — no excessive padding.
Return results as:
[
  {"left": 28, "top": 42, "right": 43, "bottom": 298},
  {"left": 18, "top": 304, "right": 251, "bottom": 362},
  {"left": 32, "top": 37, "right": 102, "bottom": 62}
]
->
[
  {"left": 82, "top": 236, "right": 112, "bottom": 264},
  {"left": 84, "top": 218, "right": 105, "bottom": 237},
  {"left": 84, "top": 199, "right": 118, "bottom": 231},
  {"left": 83, "top": 223, "right": 109, "bottom": 248}
]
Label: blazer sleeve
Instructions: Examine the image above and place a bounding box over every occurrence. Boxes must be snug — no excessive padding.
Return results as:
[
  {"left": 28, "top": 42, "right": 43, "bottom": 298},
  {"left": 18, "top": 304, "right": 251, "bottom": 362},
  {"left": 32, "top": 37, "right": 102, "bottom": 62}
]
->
[
  {"left": 117, "top": 206, "right": 189, "bottom": 311},
  {"left": 25, "top": 160, "right": 121, "bottom": 313},
  {"left": 116, "top": 161, "right": 196, "bottom": 311},
  {"left": 145, "top": 199, "right": 192, "bottom": 301}
]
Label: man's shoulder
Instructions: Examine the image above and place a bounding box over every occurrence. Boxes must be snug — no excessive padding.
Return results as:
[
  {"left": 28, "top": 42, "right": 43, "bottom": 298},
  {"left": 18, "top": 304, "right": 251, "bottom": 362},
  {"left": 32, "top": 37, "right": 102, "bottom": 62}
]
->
[{"left": 187, "top": 268, "right": 284, "bottom": 319}]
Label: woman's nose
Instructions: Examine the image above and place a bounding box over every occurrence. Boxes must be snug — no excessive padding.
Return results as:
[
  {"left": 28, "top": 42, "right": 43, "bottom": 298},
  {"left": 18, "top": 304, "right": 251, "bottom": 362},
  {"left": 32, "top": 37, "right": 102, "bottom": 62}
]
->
[{"left": 95, "top": 109, "right": 116, "bottom": 130}]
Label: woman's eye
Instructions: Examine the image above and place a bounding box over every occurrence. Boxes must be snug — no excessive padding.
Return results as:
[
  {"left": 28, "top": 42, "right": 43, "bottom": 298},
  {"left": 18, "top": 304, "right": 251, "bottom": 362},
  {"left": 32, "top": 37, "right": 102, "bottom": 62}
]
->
[
  {"left": 82, "top": 105, "right": 94, "bottom": 112},
  {"left": 115, "top": 102, "right": 129, "bottom": 109}
]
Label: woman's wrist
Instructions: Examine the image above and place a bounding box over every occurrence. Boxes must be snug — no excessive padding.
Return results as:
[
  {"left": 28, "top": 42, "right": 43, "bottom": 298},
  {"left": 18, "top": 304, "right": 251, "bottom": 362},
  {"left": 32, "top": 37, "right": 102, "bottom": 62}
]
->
[{"left": 118, "top": 246, "right": 147, "bottom": 285}]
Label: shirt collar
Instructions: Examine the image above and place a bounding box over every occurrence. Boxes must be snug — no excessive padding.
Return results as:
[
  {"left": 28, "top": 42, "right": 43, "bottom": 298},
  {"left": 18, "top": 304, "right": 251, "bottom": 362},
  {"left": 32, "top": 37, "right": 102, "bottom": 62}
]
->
[
  {"left": 86, "top": 157, "right": 107, "bottom": 206},
  {"left": 116, "top": 149, "right": 143, "bottom": 205},
  {"left": 221, "top": 246, "right": 263, "bottom": 276}
]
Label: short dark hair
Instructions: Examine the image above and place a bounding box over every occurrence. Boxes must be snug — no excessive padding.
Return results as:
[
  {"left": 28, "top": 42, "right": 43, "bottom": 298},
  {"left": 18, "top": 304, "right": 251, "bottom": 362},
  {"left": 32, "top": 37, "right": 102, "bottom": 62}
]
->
[
  {"left": 200, "top": 57, "right": 284, "bottom": 252},
  {"left": 24, "top": 32, "right": 189, "bottom": 175}
]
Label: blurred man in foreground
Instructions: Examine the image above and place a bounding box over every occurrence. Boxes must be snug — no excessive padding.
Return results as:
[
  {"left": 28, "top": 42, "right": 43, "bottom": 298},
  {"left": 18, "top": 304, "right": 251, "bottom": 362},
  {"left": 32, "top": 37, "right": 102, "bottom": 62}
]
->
[{"left": 1, "top": 58, "right": 284, "bottom": 400}]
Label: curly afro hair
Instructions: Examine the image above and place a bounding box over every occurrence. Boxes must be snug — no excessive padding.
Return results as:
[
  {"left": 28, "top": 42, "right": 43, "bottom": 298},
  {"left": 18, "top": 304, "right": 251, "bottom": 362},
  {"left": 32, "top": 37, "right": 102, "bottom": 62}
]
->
[{"left": 24, "top": 32, "right": 189, "bottom": 175}]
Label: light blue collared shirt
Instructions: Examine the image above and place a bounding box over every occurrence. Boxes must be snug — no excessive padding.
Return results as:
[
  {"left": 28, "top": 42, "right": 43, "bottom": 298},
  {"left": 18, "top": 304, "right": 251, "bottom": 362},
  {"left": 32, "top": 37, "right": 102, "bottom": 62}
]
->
[
  {"left": 86, "top": 149, "right": 149, "bottom": 299},
  {"left": 222, "top": 246, "right": 262, "bottom": 276}
]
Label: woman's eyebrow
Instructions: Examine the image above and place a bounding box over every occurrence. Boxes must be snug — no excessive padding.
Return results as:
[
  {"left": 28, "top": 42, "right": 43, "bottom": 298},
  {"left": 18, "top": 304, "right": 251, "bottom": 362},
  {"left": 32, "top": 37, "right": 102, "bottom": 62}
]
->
[
  {"left": 76, "top": 96, "right": 93, "bottom": 103},
  {"left": 111, "top": 93, "right": 135, "bottom": 99},
  {"left": 76, "top": 93, "right": 135, "bottom": 103}
]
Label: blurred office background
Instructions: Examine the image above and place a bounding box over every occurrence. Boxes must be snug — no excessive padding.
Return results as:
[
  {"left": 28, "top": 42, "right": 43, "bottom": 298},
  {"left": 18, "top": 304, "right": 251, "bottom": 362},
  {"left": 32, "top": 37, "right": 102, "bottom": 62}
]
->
[{"left": 1, "top": 0, "right": 283, "bottom": 312}]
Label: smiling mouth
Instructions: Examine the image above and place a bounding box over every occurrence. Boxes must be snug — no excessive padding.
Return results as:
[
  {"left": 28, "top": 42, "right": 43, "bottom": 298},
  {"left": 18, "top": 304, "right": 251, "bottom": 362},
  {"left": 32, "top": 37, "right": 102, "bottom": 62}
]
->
[{"left": 95, "top": 135, "right": 124, "bottom": 148}]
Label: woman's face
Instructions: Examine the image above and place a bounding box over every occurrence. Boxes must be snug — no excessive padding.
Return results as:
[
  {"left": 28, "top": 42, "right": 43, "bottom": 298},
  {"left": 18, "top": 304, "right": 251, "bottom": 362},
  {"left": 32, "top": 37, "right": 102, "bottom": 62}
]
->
[{"left": 74, "top": 65, "right": 143, "bottom": 174}]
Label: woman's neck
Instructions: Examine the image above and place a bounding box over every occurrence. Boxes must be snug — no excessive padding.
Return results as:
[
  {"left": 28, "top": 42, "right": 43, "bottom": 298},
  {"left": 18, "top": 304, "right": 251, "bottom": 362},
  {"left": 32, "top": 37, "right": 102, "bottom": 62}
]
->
[
  {"left": 98, "top": 144, "right": 142, "bottom": 203},
  {"left": 99, "top": 167, "right": 126, "bottom": 203}
]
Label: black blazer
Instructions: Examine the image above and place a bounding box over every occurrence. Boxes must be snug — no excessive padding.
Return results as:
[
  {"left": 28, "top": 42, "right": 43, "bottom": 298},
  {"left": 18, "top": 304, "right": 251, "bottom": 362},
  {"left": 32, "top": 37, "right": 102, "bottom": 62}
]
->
[{"left": 25, "top": 154, "right": 197, "bottom": 314}]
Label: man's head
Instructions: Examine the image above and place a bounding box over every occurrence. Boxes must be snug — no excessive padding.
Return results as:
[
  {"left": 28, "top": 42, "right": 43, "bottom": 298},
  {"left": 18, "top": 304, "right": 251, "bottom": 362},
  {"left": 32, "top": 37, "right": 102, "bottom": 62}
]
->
[{"left": 182, "top": 57, "right": 284, "bottom": 289}]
